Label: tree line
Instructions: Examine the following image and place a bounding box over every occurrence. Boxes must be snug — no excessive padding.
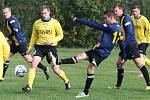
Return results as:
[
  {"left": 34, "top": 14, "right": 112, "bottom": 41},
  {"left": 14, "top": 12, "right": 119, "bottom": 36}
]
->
[{"left": 0, "top": 0, "right": 149, "bottom": 48}]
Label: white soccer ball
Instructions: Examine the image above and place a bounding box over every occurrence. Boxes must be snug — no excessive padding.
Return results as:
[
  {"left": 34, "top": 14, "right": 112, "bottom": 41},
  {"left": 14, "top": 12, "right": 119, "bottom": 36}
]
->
[{"left": 14, "top": 65, "right": 27, "bottom": 77}]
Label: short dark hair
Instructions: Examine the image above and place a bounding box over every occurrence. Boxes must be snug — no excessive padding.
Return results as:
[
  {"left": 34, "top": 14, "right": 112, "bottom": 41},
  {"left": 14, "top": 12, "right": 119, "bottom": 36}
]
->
[
  {"left": 113, "top": 2, "right": 123, "bottom": 10},
  {"left": 2, "top": 6, "right": 11, "bottom": 12},
  {"left": 40, "top": 5, "right": 50, "bottom": 12},
  {"left": 131, "top": 5, "right": 140, "bottom": 10},
  {"left": 104, "top": 10, "right": 116, "bottom": 17}
]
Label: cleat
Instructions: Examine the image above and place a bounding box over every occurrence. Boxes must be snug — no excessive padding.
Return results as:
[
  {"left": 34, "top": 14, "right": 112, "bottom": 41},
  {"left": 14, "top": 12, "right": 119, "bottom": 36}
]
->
[
  {"left": 75, "top": 92, "right": 89, "bottom": 98},
  {"left": 44, "top": 67, "right": 50, "bottom": 80},
  {"left": 0, "top": 78, "right": 4, "bottom": 82},
  {"left": 144, "top": 86, "right": 150, "bottom": 90},
  {"left": 65, "top": 81, "right": 71, "bottom": 90},
  {"left": 22, "top": 85, "right": 31, "bottom": 92},
  {"left": 108, "top": 85, "right": 120, "bottom": 89}
]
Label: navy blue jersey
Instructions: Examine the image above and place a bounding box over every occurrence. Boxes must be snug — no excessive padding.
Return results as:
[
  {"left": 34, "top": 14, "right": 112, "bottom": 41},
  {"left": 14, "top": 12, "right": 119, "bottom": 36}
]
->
[
  {"left": 6, "top": 15, "right": 26, "bottom": 45},
  {"left": 76, "top": 18, "right": 125, "bottom": 58},
  {"left": 120, "top": 13, "right": 137, "bottom": 45}
]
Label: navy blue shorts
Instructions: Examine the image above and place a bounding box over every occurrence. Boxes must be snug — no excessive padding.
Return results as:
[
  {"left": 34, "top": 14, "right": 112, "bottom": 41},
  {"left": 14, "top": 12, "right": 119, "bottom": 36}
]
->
[
  {"left": 10, "top": 42, "right": 27, "bottom": 56},
  {"left": 138, "top": 43, "right": 148, "bottom": 55},
  {"left": 34, "top": 45, "right": 59, "bottom": 65},
  {"left": 85, "top": 49, "right": 106, "bottom": 67},
  {"left": 120, "top": 44, "right": 140, "bottom": 60}
]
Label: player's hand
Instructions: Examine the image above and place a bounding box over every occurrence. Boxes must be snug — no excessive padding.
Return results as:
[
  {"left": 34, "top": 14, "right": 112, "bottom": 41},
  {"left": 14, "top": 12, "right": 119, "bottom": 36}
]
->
[
  {"left": 45, "top": 40, "right": 53, "bottom": 45},
  {"left": 26, "top": 48, "right": 31, "bottom": 54}
]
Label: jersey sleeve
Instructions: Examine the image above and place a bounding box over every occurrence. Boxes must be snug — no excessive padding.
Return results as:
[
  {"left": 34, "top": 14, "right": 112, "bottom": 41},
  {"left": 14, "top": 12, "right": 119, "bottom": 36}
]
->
[
  {"left": 76, "top": 18, "right": 113, "bottom": 32},
  {"left": 143, "top": 17, "right": 150, "bottom": 35},
  {"left": 123, "top": 17, "right": 134, "bottom": 36},
  {"left": 51, "top": 20, "right": 63, "bottom": 44},
  {"left": 28, "top": 25, "right": 37, "bottom": 50},
  {"left": 7, "top": 19, "right": 21, "bottom": 39}
]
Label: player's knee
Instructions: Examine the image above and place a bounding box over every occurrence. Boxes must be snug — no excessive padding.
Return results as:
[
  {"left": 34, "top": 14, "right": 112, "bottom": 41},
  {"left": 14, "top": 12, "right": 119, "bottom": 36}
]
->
[
  {"left": 116, "top": 62, "right": 123, "bottom": 68},
  {"left": 52, "top": 65, "right": 60, "bottom": 74}
]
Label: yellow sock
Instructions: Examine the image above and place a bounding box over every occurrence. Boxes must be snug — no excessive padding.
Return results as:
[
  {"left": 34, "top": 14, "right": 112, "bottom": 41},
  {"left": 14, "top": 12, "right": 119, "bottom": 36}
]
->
[
  {"left": 59, "top": 70, "right": 69, "bottom": 84},
  {"left": 145, "top": 57, "right": 150, "bottom": 67},
  {"left": 0, "top": 62, "right": 3, "bottom": 80},
  {"left": 28, "top": 68, "right": 36, "bottom": 88}
]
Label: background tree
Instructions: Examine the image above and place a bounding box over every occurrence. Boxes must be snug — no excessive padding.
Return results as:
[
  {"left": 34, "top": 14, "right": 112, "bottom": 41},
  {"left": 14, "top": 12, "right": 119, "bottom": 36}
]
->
[{"left": 0, "top": 0, "right": 149, "bottom": 48}]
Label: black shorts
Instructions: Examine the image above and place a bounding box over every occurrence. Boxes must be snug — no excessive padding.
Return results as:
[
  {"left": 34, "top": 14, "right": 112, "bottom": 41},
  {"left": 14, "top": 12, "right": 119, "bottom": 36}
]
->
[
  {"left": 10, "top": 42, "right": 27, "bottom": 56},
  {"left": 85, "top": 49, "right": 106, "bottom": 67},
  {"left": 138, "top": 43, "right": 148, "bottom": 55},
  {"left": 121, "top": 44, "right": 140, "bottom": 60},
  {"left": 34, "top": 45, "right": 59, "bottom": 65}
]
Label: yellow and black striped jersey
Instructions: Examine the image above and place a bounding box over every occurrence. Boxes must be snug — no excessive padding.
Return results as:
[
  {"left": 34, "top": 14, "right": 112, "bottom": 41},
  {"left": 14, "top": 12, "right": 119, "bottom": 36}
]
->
[
  {"left": 131, "top": 15, "right": 150, "bottom": 44},
  {"left": 29, "top": 18, "right": 63, "bottom": 49}
]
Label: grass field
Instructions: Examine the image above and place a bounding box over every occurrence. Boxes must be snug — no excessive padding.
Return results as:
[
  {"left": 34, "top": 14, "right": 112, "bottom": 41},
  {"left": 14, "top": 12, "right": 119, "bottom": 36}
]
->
[{"left": 1, "top": 47, "right": 150, "bottom": 100}]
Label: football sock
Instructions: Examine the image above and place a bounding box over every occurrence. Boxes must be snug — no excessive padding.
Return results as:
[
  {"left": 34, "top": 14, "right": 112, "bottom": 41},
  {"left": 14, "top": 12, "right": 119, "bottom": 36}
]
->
[
  {"left": 83, "top": 74, "right": 94, "bottom": 95},
  {"left": 28, "top": 68, "right": 36, "bottom": 88},
  {"left": 59, "top": 70, "right": 69, "bottom": 84},
  {"left": 139, "top": 65, "right": 150, "bottom": 85},
  {"left": 0, "top": 62, "right": 4, "bottom": 80},
  {"left": 60, "top": 56, "right": 78, "bottom": 64},
  {"left": 116, "top": 68, "right": 124, "bottom": 87},
  {"left": 2, "top": 60, "right": 10, "bottom": 78},
  {"left": 145, "top": 57, "right": 150, "bottom": 67},
  {"left": 37, "top": 63, "right": 47, "bottom": 71}
]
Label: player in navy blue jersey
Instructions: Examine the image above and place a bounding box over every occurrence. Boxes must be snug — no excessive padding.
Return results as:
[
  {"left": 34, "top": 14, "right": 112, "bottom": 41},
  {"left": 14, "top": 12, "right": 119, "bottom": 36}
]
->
[
  {"left": 2, "top": 6, "right": 50, "bottom": 80},
  {"left": 59, "top": 10, "right": 125, "bottom": 98},
  {"left": 110, "top": 3, "right": 150, "bottom": 90}
]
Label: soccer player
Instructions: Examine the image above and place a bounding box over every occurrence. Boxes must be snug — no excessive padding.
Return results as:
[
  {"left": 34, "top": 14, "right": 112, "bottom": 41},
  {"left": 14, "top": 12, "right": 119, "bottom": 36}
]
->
[
  {"left": 2, "top": 6, "right": 50, "bottom": 80},
  {"left": 0, "top": 31, "right": 10, "bottom": 81},
  {"left": 131, "top": 5, "right": 150, "bottom": 77},
  {"left": 60, "top": 10, "right": 126, "bottom": 98},
  {"left": 22, "top": 5, "right": 71, "bottom": 92},
  {"left": 110, "top": 3, "right": 150, "bottom": 90}
]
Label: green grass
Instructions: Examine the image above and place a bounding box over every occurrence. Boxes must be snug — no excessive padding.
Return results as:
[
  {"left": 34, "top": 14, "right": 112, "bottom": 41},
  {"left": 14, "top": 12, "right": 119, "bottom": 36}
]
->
[{"left": 1, "top": 47, "right": 150, "bottom": 100}]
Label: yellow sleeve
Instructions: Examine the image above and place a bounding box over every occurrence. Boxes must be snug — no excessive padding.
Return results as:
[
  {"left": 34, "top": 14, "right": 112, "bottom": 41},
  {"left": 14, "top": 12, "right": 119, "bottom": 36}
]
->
[
  {"left": 51, "top": 21, "right": 63, "bottom": 44},
  {"left": 28, "top": 25, "right": 38, "bottom": 50},
  {"left": 144, "top": 17, "right": 150, "bottom": 35}
]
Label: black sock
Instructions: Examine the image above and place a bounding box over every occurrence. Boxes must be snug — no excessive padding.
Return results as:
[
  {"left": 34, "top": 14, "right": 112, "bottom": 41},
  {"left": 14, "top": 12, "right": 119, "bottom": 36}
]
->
[
  {"left": 3, "top": 60, "right": 10, "bottom": 77},
  {"left": 83, "top": 74, "right": 94, "bottom": 95},
  {"left": 60, "top": 56, "right": 78, "bottom": 64},
  {"left": 139, "top": 65, "right": 150, "bottom": 85},
  {"left": 37, "top": 63, "right": 47, "bottom": 71},
  {"left": 116, "top": 68, "right": 124, "bottom": 87}
]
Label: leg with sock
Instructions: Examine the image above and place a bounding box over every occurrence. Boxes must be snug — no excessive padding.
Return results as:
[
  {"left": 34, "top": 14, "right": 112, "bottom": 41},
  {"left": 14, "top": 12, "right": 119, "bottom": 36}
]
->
[
  {"left": 22, "top": 68, "right": 36, "bottom": 92},
  {"left": 2, "top": 60, "right": 10, "bottom": 78},
  {"left": 60, "top": 56, "right": 78, "bottom": 64},
  {"left": 37, "top": 63, "right": 50, "bottom": 80},
  {"left": 116, "top": 68, "right": 124, "bottom": 88}
]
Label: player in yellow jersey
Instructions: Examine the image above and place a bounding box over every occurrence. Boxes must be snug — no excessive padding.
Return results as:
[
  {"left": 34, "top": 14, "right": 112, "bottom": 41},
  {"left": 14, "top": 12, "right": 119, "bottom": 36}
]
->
[
  {"left": 22, "top": 5, "right": 71, "bottom": 92},
  {"left": 2, "top": 6, "right": 50, "bottom": 80},
  {"left": 131, "top": 5, "right": 150, "bottom": 77},
  {"left": 0, "top": 31, "right": 10, "bottom": 81}
]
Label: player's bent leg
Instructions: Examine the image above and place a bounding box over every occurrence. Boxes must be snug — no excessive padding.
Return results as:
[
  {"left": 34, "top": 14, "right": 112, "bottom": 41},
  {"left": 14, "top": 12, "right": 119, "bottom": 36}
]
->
[
  {"left": 52, "top": 65, "right": 71, "bottom": 90},
  {"left": 133, "top": 57, "right": 150, "bottom": 89},
  {"left": 60, "top": 52, "right": 88, "bottom": 64},
  {"left": 2, "top": 52, "right": 13, "bottom": 78},
  {"left": 76, "top": 64, "right": 96, "bottom": 98},
  {"left": 23, "top": 54, "right": 50, "bottom": 80},
  {"left": 109, "top": 57, "right": 126, "bottom": 89},
  {"left": 22, "top": 56, "right": 41, "bottom": 92}
]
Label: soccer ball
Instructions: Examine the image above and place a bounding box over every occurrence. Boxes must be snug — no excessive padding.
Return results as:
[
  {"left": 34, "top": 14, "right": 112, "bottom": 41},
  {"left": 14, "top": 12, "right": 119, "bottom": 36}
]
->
[{"left": 14, "top": 65, "right": 27, "bottom": 77}]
